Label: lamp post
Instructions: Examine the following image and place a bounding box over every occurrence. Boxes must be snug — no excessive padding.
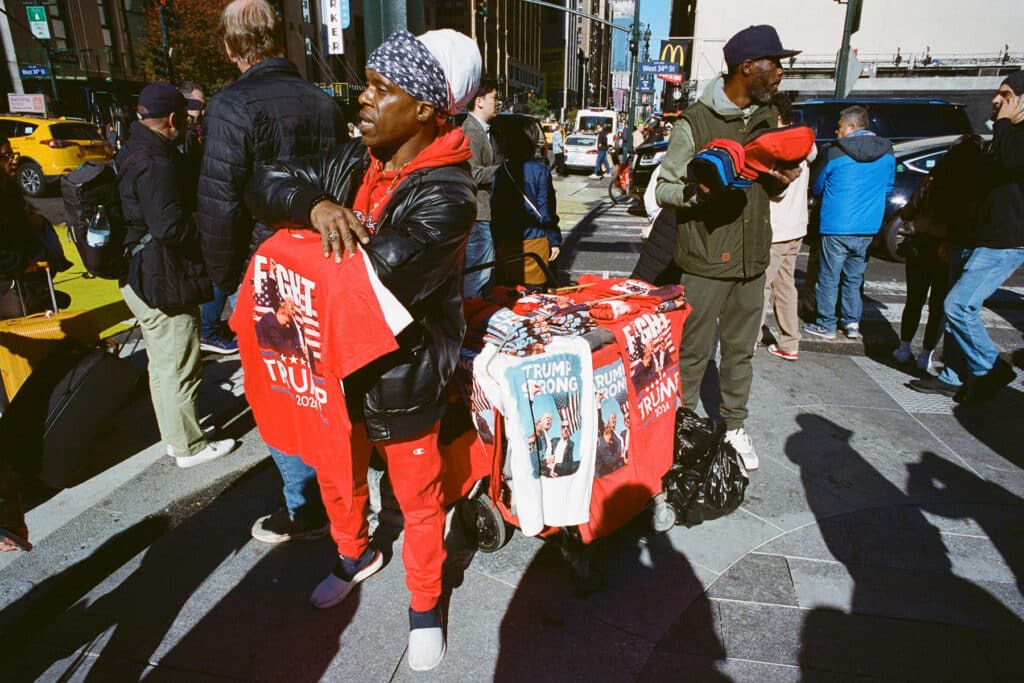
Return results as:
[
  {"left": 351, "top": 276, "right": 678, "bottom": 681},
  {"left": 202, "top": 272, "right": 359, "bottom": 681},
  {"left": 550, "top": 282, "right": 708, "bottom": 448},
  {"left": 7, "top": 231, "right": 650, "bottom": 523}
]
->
[{"left": 624, "top": 0, "right": 641, "bottom": 155}]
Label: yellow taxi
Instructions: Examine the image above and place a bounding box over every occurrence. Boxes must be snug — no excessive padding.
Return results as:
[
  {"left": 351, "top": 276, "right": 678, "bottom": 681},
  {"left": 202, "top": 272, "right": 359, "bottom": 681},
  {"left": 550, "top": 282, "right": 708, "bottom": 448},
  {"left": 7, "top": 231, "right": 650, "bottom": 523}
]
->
[
  {"left": 0, "top": 114, "right": 113, "bottom": 196},
  {"left": 542, "top": 121, "right": 561, "bottom": 146}
]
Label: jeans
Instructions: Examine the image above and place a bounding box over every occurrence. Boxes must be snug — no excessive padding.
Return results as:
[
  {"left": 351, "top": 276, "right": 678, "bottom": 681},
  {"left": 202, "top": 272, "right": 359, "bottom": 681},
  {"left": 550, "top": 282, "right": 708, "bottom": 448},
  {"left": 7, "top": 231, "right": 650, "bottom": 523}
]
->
[
  {"left": 593, "top": 149, "right": 611, "bottom": 176},
  {"left": 268, "top": 446, "right": 327, "bottom": 522},
  {"left": 200, "top": 282, "right": 229, "bottom": 339},
  {"left": 937, "top": 247, "right": 1024, "bottom": 386},
  {"left": 815, "top": 234, "right": 873, "bottom": 331},
  {"left": 463, "top": 220, "right": 494, "bottom": 298}
]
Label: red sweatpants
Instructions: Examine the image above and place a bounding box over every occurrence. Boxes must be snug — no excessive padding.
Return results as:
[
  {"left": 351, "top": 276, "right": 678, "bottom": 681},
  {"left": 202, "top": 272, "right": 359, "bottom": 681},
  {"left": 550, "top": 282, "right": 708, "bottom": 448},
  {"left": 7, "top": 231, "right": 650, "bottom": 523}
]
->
[{"left": 315, "top": 422, "right": 446, "bottom": 612}]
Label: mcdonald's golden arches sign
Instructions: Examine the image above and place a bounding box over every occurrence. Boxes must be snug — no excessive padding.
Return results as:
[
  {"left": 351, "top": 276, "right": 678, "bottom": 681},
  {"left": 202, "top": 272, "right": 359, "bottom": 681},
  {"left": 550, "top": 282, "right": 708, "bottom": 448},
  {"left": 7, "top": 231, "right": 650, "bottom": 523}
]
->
[{"left": 659, "top": 39, "right": 692, "bottom": 84}]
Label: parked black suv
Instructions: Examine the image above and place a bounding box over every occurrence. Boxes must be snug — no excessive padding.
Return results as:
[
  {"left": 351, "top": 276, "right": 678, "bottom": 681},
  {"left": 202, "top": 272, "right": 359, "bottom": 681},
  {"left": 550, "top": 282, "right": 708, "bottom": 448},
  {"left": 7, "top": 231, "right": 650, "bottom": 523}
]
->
[{"left": 791, "top": 98, "right": 974, "bottom": 144}]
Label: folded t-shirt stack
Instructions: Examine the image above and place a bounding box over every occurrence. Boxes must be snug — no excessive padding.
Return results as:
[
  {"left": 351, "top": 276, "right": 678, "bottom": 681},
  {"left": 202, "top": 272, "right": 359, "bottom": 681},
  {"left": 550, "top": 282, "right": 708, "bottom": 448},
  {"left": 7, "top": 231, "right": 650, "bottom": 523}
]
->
[
  {"left": 576, "top": 275, "right": 687, "bottom": 312},
  {"left": 483, "top": 307, "right": 552, "bottom": 356}
]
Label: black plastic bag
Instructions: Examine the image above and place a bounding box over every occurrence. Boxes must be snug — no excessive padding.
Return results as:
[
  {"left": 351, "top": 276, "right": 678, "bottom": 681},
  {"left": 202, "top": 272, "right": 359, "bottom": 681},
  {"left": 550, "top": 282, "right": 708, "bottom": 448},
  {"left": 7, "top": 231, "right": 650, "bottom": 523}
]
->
[{"left": 662, "top": 408, "right": 749, "bottom": 527}]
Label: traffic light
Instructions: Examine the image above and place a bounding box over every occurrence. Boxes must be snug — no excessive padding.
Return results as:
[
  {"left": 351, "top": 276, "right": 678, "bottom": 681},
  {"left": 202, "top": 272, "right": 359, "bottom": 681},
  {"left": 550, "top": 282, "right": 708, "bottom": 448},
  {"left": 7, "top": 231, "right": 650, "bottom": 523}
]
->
[
  {"left": 151, "top": 46, "right": 170, "bottom": 78},
  {"left": 477, "top": 1, "right": 488, "bottom": 17}
]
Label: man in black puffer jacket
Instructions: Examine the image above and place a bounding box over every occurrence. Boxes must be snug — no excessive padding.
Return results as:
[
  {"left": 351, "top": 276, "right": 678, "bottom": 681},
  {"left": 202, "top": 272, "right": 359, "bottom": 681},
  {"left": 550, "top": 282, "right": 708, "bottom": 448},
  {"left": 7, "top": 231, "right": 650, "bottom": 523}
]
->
[
  {"left": 246, "top": 28, "right": 480, "bottom": 673},
  {"left": 118, "top": 83, "right": 236, "bottom": 469},
  {"left": 197, "top": 0, "right": 345, "bottom": 545}
]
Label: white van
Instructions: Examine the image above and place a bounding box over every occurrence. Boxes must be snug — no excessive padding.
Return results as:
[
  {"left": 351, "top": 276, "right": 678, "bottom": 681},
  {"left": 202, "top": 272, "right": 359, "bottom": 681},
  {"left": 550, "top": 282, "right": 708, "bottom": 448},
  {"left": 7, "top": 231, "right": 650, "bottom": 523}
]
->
[{"left": 574, "top": 107, "right": 618, "bottom": 136}]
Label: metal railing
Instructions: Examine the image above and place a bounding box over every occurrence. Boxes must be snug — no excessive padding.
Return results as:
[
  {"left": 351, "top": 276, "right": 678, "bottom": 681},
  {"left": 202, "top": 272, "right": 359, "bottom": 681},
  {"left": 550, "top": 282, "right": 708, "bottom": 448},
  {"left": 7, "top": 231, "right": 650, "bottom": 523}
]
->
[{"left": 788, "top": 51, "right": 1024, "bottom": 72}]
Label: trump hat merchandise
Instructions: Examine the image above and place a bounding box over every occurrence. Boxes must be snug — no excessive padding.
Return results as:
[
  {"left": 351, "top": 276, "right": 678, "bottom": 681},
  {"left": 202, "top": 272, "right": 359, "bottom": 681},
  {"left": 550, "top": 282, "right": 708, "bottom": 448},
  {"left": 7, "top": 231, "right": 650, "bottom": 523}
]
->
[
  {"left": 742, "top": 125, "right": 816, "bottom": 176},
  {"left": 687, "top": 138, "right": 754, "bottom": 192}
]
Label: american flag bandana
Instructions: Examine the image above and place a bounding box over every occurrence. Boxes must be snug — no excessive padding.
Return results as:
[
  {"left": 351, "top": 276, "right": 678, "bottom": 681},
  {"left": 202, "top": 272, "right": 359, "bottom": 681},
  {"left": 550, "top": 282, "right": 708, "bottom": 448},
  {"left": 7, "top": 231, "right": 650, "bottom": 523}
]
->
[{"left": 367, "top": 30, "right": 450, "bottom": 114}]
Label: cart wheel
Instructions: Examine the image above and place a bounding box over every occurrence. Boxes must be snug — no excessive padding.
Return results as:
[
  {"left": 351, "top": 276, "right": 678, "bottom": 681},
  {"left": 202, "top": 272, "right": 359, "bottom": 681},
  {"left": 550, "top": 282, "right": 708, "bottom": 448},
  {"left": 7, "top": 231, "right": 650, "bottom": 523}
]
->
[{"left": 457, "top": 493, "right": 510, "bottom": 553}]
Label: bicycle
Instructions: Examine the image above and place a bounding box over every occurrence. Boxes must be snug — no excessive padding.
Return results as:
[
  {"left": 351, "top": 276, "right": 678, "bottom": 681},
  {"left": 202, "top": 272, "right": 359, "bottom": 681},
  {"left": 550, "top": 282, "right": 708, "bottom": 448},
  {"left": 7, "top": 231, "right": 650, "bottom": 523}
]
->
[{"left": 607, "top": 154, "right": 633, "bottom": 204}]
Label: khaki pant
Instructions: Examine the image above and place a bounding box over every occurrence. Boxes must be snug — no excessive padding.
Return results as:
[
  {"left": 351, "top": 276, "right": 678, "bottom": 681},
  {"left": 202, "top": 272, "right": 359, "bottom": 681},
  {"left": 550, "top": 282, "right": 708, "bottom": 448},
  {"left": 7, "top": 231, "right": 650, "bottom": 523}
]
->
[
  {"left": 121, "top": 285, "right": 205, "bottom": 456},
  {"left": 678, "top": 272, "right": 765, "bottom": 430},
  {"left": 761, "top": 238, "right": 803, "bottom": 354}
]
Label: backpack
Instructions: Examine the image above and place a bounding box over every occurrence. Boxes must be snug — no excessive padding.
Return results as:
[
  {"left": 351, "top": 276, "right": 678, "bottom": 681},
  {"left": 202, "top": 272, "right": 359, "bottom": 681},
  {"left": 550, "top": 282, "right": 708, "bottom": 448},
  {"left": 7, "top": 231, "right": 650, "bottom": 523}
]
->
[{"left": 61, "top": 153, "right": 149, "bottom": 279}]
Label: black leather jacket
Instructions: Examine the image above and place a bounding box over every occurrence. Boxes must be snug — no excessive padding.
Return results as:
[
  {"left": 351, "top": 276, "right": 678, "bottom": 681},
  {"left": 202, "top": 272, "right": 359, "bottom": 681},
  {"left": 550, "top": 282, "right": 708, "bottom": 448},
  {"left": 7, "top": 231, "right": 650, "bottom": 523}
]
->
[{"left": 246, "top": 139, "right": 477, "bottom": 441}]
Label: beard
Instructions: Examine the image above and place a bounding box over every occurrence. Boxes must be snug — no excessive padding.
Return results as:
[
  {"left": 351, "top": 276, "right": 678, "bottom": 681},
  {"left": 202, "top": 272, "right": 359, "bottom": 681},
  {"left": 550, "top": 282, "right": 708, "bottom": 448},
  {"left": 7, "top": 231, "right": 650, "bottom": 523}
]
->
[{"left": 749, "top": 82, "right": 774, "bottom": 106}]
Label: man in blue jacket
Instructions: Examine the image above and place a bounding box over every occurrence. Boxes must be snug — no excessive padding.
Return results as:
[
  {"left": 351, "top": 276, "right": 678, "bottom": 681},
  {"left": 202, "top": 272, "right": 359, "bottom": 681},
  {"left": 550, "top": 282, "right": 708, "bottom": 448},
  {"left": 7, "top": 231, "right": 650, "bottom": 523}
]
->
[{"left": 804, "top": 106, "right": 895, "bottom": 340}]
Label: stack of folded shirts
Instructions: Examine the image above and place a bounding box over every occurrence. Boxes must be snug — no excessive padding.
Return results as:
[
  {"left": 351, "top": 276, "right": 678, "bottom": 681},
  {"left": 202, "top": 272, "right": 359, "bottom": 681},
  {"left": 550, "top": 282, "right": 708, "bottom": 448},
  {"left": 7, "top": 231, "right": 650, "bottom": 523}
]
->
[{"left": 483, "top": 308, "right": 552, "bottom": 356}]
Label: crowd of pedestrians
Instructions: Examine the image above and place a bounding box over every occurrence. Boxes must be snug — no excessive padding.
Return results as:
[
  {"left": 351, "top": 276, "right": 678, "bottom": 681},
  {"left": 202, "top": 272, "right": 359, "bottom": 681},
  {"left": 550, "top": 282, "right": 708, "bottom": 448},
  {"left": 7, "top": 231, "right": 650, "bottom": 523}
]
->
[{"left": 1, "top": 7, "right": 1021, "bottom": 673}]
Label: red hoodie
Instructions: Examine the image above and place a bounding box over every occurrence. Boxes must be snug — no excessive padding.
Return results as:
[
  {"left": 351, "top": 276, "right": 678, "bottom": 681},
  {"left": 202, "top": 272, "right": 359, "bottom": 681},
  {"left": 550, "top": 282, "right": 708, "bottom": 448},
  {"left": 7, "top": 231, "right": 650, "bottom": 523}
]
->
[{"left": 353, "top": 124, "right": 472, "bottom": 231}]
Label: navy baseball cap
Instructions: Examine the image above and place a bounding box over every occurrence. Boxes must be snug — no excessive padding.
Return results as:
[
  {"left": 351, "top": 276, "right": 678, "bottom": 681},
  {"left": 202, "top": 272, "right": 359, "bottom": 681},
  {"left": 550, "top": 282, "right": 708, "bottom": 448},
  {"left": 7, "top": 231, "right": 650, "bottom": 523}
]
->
[
  {"left": 723, "top": 25, "right": 800, "bottom": 69},
  {"left": 137, "top": 82, "right": 186, "bottom": 119}
]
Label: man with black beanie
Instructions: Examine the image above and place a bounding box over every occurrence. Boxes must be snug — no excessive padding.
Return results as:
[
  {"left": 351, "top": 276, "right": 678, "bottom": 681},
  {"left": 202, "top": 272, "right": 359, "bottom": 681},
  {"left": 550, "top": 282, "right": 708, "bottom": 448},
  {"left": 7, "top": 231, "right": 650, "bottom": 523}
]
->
[{"left": 909, "top": 71, "right": 1024, "bottom": 402}]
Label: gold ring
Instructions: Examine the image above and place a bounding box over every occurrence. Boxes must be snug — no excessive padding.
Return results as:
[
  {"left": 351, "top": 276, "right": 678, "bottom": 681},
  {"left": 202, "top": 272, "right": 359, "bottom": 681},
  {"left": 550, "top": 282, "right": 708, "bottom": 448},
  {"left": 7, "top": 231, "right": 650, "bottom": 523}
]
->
[{"left": 328, "top": 230, "right": 340, "bottom": 241}]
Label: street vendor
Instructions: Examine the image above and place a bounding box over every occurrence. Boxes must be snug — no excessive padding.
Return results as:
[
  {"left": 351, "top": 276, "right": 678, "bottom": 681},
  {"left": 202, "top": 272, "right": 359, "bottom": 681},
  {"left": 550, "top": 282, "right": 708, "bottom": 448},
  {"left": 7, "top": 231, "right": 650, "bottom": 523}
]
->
[{"left": 245, "top": 28, "right": 480, "bottom": 672}]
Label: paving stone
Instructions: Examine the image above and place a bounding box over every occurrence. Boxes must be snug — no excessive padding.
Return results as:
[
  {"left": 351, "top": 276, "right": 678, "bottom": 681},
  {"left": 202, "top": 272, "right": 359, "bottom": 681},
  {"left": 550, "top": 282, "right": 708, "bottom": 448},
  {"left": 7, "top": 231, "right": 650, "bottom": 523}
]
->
[
  {"left": 716, "top": 599, "right": 1021, "bottom": 680},
  {"left": 706, "top": 553, "right": 799, "bottom": 607},
  {"left": 664, "top": 509, "right": 782, "bottom": 574},
  {"left": 786, "top": 556, "right": 1023, "bottom": 630}
]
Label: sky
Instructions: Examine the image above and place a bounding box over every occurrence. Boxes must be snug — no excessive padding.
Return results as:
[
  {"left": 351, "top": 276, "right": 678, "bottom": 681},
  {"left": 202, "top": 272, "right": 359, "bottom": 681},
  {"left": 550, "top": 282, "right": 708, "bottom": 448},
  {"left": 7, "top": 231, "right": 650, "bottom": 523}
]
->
[{"left": 638, "top": 0, "right": 673, "bottom": 107}]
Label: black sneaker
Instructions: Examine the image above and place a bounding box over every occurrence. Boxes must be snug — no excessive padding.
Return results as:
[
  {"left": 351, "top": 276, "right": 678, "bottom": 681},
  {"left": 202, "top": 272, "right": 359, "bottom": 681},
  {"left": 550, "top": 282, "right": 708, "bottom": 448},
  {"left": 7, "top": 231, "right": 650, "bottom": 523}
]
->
[
  {"left": 200, "top": 335, "right": 239, "bottom": 355},
  {"left": 251, "top": 508, "right": 329, "bottom": 543},
  {"left": 959, "top": 362, "right": 1017, "bottom": 404},
  {"left": 906, "top": 376, "right": 960, "bottom": 398}
]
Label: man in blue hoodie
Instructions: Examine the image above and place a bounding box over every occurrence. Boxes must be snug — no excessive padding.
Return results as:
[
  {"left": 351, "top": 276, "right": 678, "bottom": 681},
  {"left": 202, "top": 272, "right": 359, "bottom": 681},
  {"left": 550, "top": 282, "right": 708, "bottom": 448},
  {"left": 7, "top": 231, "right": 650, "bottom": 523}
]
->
[{"left": 804, "top": 106, "right": 895, "bottom": 340}]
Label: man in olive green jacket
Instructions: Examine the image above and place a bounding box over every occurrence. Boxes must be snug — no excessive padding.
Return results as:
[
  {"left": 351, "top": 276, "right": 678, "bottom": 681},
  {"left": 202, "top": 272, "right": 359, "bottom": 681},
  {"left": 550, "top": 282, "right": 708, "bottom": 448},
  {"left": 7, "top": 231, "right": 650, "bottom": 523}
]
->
[{"left": 656, "top": 25, "right": 801, "bottom": 471}]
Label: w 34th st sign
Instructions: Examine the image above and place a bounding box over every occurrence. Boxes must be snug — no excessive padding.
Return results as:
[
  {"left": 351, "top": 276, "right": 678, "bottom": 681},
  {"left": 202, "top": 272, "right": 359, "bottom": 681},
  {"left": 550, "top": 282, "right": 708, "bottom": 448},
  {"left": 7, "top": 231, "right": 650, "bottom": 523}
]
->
[
  {"left": 640, "top": 61, "right": 679, "bottom": 76},
  {"left": 658, "top": 39, "right": 692, "bottom": 85}
]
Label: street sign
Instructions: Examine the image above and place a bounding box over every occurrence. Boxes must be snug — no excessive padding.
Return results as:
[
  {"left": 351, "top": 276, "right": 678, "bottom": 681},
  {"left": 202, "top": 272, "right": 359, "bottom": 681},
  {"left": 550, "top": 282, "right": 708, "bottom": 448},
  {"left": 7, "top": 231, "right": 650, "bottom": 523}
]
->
[
  {"left": 657, "top": 73, "right": 684, "bottom": 85},
  {"left": 8, "top": 93, "right": 47, "bottom": 116},
  {"left": 640, "top": 61, "right": 680, "bottom": 76},
  {"left": 26, "top": 5, "right": 50, "bottom": 41},
  {"left": 340, "top": 0, "right": 351, "bottom": 29},
  {"left": 19, "top": 64, "right": 49, "bottom": 79},
  {"left": 840, "top": 46, "right": 863, "bottom": 98},
  {"left": 321, "top": 0, "right": 345, "bottom": 54},
  {"left": 638, "top": 76, "right": 654, "bottom": 91}
]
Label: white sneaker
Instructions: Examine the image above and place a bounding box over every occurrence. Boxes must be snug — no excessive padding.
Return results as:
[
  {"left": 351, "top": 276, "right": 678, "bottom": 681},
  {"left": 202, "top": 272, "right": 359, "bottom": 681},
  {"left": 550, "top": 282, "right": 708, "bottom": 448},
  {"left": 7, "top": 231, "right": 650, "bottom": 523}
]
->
[
  {"left": 588, "top": 173, "right": 601, "bottom": 179},
  {"left": 409, "top": 625, "right": 446, "bottom": 672},
  {"left": 892, "top": 344, "right": 912, "bottom": 364},
  {"left": 724, "top": 428, "right": 759, "bottom": 471},
  {"left": 310, "top": 550, "right": 384, "bottom": 609},
  {"left": 174, "top": 438, "right": 237, "bottom": 468}
]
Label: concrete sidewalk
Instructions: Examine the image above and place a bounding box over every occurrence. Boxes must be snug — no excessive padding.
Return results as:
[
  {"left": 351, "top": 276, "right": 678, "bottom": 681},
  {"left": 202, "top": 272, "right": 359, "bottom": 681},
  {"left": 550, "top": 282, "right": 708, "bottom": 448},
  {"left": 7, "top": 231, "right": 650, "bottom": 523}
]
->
[{"left": 2, "top": 346, "right": 1022, "bottom": 682}]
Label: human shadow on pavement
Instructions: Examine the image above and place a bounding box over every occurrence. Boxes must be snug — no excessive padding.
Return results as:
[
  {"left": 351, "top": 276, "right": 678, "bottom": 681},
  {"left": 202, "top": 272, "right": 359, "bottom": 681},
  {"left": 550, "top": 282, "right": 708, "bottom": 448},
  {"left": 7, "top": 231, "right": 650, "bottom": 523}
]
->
[
  {"left": 786, "top": 414, "right": 1024, "bottom": 681},
  {"left": 0, "top": 466, "right": 330, "bottom": 682},
  {"left": 952, "top": 383, "right": 1024, "bottom": 470},
  {"left": 908, "top": 451, "right": 1024, "bottom": 594},
  {"left": 493, "top": 485, "right": 730, "bottom": 682}
]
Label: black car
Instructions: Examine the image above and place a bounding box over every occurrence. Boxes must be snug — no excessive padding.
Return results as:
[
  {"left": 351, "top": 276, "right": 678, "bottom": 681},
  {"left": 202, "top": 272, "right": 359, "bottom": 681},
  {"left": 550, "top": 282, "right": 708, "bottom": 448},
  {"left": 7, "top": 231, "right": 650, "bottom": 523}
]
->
[
  {"left": 791, "top": 98, "right": 974, "bottom": 145},
  {"left": 630, "top": 138, "right": 669, "bottom": 198},
  {"left": 874, "top": 134, "right": 988, "bottom": 262}
]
